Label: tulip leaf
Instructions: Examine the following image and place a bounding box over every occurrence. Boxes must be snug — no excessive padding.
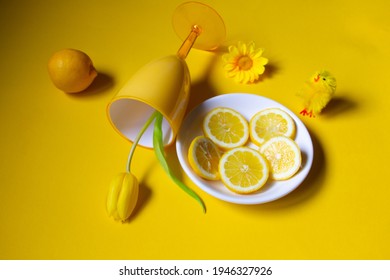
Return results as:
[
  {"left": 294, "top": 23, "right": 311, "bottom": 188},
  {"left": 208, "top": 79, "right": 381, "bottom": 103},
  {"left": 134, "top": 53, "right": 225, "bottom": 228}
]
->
[{"left": 153, "top": 111, "right": 206, "bottom": 213}]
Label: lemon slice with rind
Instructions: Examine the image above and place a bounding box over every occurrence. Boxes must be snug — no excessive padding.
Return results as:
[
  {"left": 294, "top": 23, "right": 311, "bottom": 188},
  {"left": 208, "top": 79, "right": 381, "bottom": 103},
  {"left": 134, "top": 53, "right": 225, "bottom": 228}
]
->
[
  {"left": 188, "top": 136, "right": 222, "bottom": 180},
  {"left": 203, "top": 107, "right": 249, "bottom": 150},
  {"left": 249, "top": 108, "right": 296, "bottom": 146},
  {"left": 219, "top": 147, "right": 269, "bottom": 194},
  {"left": 259, "top": 136, "right": 301, "bottom": 180}
]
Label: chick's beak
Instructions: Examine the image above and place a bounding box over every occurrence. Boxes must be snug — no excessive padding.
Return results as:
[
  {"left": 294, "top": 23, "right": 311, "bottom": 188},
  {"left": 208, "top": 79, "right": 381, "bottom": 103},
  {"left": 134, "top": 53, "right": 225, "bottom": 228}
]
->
[{"left": 314, "top": 74, "right": 320, "bottom": 82}]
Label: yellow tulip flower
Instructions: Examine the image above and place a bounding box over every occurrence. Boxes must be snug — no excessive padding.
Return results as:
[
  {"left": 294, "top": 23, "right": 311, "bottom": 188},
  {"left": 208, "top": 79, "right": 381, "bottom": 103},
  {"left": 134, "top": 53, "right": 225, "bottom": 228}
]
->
[{"left": 107, "top": 172, "right": 139, "bottom": 222}]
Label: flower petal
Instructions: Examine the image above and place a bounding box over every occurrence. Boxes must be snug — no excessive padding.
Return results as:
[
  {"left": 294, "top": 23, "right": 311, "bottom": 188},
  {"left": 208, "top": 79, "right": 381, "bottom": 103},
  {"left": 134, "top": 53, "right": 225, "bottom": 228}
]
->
[
  {"left": 222, "top": 41, "right": 268, "bottom": 84},
  {"left": 248, "top": 42, "right": 255, "bottom": 55},
  {"left": 253, "top": 57, "right": 269, "bottom": 67},
  {"left": 252, "top": 48, "right": 265, "bottom": 59}
]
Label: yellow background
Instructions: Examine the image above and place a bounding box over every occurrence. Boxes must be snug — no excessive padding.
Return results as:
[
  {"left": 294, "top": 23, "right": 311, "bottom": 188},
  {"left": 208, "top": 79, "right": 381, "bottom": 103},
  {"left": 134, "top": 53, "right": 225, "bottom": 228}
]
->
[{"left": 1, "top": 0, "right": 389, "bottom": 259}]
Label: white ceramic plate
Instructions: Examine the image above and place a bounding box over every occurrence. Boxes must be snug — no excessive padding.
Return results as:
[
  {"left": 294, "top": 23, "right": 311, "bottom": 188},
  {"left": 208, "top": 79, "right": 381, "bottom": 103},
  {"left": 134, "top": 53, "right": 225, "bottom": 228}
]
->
[{"left": 176, "top": 93, "right": 314, "bottom": 204}]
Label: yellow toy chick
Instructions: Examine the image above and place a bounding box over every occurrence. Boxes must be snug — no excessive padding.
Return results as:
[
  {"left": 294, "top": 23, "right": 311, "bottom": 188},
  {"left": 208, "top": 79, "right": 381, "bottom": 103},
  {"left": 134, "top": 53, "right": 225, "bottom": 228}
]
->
[{"left": 297, "top": 70, "right": 336, "bottom": 117}]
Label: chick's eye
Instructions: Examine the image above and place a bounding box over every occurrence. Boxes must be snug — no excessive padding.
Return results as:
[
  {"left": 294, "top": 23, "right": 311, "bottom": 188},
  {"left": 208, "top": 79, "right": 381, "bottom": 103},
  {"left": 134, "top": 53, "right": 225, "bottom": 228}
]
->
[{"left": 322, "top": 78, "right": 326, "bottom": 81}]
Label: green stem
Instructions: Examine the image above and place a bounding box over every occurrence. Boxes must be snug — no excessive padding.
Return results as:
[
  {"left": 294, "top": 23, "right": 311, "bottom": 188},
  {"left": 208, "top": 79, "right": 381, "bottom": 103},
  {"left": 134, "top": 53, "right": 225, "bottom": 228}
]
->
[
  {"left": 153, "top": 112, "right": 206, "bottom": 213},
  {"left": 126, "top": 110, "right": 159, "bottom": 173}
]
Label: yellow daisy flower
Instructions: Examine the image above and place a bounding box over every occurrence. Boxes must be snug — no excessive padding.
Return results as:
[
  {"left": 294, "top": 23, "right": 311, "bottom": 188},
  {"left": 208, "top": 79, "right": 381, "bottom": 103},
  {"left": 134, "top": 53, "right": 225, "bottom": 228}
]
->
[{"left": 223, "top": 41, "right": 268, "bottom": 84}]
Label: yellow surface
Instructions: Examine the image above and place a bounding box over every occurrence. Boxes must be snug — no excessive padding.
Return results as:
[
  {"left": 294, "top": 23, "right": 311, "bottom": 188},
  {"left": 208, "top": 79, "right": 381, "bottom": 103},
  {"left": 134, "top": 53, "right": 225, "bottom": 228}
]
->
[{"left": 1, "top": 0, "right": 389, "bottom": 260}]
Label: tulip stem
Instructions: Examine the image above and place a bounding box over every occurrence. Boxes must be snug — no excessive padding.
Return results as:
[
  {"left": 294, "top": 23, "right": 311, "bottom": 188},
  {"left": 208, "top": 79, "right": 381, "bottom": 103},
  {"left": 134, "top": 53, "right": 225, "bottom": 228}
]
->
[{"left": 126, "top": 110, "right": 159, "bottom": 173}]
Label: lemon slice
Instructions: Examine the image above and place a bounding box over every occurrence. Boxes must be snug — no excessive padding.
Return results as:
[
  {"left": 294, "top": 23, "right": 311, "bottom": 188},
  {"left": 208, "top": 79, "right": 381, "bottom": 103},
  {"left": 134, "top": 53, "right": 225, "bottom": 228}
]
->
[
  {"left": 259, "top": 136, "right": 301, "bottom": 180},
  {"left": 219, "top": 147, "right": 269, "bottom": 194},
  {"left": 249, "top": 108, "right": 296, "bottom": 146},
  {"left": 203, "top": 107, "right": 249, "bottom": 149},
  {"left": 188, "top": 136, "right": 222, "bottom": 180}
]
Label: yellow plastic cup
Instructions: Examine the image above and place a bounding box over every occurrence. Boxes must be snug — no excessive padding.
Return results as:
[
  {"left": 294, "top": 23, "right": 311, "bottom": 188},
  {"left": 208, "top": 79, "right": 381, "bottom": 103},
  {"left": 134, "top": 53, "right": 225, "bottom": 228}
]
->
[{"left": 107, "top": 55, "right": 190, "bottom": 148}]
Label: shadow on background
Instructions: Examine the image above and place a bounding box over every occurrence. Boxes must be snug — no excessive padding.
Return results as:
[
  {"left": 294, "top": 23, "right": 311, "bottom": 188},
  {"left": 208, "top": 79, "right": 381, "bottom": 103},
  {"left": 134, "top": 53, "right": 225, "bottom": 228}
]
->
[
  {"left": 165, "top": 52, "right": 220, "bottom": 178},
  {"left": 162, "top": 52, "right": 329, "bottom": 213},
  {"left": 321, "top": 94, "right": 358, "bottom": 117},
  {"left": 125, "top": 162, "right": 157, "bottom": 223},
  {"left": 125, "top": 181, "right": 153, "bottom": 223},
  {"left": 138, "top": 52, "right": 332, "bottom": 214},
  {"left": 68, "top": 71, "right": 115, "bottom": 99},
  {"left": 186, "top": 53, "right": 220, "bottom": 113},
  {"left": 256, "top": 61, "right": 280, "bottom": 83},
  {"left": 237, "top": 128, "right": 326, "bottom": 212},
  {"left": 161, "top": 53, "right": 221, "bottom": 211},
  {"left": 125, "top": 53, "right": 222, "bottom": 220}
]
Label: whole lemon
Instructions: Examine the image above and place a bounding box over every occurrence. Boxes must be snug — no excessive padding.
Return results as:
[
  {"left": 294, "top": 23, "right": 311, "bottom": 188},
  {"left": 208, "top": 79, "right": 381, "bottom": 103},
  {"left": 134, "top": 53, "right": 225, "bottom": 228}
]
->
[{"left": 47, "top": 48, "right": 98, "bottom": 93}]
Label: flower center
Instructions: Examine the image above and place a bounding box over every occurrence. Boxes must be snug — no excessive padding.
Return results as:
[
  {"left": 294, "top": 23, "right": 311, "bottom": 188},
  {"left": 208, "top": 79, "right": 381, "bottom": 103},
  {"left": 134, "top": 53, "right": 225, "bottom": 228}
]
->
[{"left": 237, "top": 55, "right": 253, "bottom": 70}]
